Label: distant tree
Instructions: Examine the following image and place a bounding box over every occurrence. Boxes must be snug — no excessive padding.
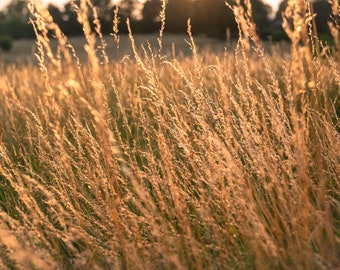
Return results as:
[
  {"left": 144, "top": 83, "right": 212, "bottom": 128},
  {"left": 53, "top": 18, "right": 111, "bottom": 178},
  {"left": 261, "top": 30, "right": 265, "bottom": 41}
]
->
[
  {"left": 274, "top": 0, "right": 288, "bottom": 22},
  {"left": 275, "top": 0, "right": 332, "bottom": 31},
  {"left": 48, "top": 0, "right": 117, "bottom": 36},
  {"left": 1, "top": 0, "right": 34, "bottom": 39},
  {"left": 141, "top": 0, "right": 162, "bottom": 33},
  {"left": 59, "top": 2, "right": 83, "bottom": 36},
  {"left": 47, "top": 4, "right": 63, "bottom": 26},
  {"left": 192, "top": 0, "right": 237, "bottom": 39},
  {"left": 192, "top": 0, "right": 270, "bottom": 39},
  {"left": 312, "top": 0, "right": 332, "bottom": 35},
  {"left": 89, "top": 0, "right": 116, "bottom": 34},
  {"left": 165, "top": 0, "right": 193, "bottom": 33},
  {"left": 5, "top": 17, "right": 34, "bottom": 38},
  {"left": 0, "top": 11, "right": 6, "bottom": 27},
  {"left": 271, "top": 0, "right": 296, "bottom": 41},
  {"left": 92, "top": 0, "right": 114, "bottom": 25},
  {"left": 120, "top": 0, "right": 135, "bottom": 18},
  {"left": 274, "top": 0, "right": 334, "bottom": 40},
  {"left": 250, "top": 0, "right": 272, "bottom": 38},
  {"left": 91, "top": 0, "right": 113, "bottom": 16},
  {"left": 4, "top": 0, "right": 29, "bottom": 19},
  {"left": 66, "top": 0, "right": 115, "bottom": 34}
]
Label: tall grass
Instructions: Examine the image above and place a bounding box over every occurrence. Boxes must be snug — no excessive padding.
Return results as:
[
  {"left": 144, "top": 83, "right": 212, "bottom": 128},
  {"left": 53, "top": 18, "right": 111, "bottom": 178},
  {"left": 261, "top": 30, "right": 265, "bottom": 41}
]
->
[{"left": 0, "top": 0, "right": 339, "bottom": 269}]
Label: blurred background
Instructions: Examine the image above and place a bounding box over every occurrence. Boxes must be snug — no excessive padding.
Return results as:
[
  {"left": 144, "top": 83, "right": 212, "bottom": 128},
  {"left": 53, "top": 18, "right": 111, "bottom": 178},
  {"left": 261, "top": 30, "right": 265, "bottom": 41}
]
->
[{"left": 0, "top": 0, "right": 334, "bottom": 42}]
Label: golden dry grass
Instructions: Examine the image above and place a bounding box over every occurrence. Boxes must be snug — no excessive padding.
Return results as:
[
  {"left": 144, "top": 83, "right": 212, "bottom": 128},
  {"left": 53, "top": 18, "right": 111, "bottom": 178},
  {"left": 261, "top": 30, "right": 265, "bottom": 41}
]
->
[{"left": 0, "top": 0, "right": 339, "bottom": 269}]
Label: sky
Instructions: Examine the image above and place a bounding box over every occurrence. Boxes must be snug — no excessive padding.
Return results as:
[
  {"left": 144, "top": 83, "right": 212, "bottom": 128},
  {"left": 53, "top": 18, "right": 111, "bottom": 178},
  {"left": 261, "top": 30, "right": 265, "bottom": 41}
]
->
[
  {"left": 0, "top": 0, "right": 69, "bottom": 10},
  {"left": 0, "top": 0, "right": 282, "bottom": 15}
]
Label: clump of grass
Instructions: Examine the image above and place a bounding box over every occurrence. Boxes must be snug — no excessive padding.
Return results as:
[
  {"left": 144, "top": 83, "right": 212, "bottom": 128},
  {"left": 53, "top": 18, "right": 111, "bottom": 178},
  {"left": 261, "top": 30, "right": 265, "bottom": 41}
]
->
[{"left": 0, "top": 0, "right": 339, "bottom": 269}]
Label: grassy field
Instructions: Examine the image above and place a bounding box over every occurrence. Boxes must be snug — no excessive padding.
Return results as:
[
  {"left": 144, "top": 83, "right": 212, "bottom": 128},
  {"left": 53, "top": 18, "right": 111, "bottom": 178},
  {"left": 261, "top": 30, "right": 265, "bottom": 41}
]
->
[
  {"left": 0, "top": 0, "right": 339, "bottom": 269},
  {"left": 0, "top": 34, "right": 233, "bottom": 65}
]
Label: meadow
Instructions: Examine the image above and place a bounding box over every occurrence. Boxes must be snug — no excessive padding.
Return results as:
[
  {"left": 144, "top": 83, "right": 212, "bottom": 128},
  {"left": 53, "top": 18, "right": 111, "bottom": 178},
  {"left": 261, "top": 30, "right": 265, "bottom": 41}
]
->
[
  {"left": 0, "top": 34, "right": 231, "bottom": 65},
  {"left": 0, "top": 0, "right": 339, "bottom": 269}
]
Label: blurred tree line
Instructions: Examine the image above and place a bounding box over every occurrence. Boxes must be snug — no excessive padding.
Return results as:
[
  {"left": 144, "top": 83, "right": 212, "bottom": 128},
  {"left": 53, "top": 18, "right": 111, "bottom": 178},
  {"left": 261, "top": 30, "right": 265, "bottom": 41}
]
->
[{"left": 0, "top": 0, "right": 337, "bottom": 50}]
